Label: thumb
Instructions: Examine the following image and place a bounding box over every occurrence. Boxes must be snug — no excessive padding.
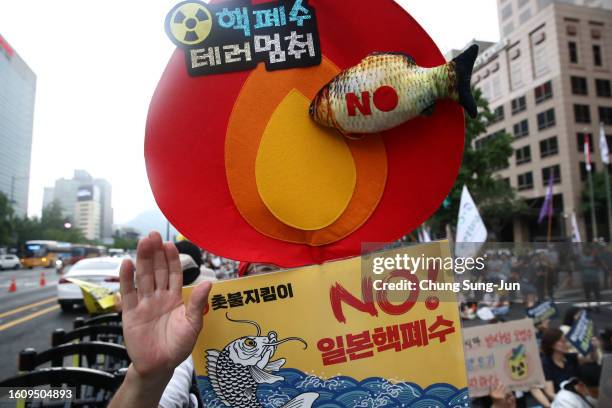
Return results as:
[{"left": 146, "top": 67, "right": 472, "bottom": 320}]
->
[{"left": 186, "top": 281, "right": 212, "bottom": 330}]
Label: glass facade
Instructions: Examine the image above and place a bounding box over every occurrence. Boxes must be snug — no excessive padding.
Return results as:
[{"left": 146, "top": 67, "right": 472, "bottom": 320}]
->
[{"left": 0, "top": 34, "right": 36, "bottom": 217}]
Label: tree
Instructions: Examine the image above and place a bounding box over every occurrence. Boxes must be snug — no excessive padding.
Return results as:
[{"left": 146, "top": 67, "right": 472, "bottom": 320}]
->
[
  {"left": 39, "top": 200, "right": 88, "bottom": 243},
  {"left": 581, "top": 171, "right": 611, "bottom": 240},
  {"left": 428, "top": 88, "right": 527, "bottom": 239},
  {"left": 0, "top": 192, "right": 14, "bottom": 246}
]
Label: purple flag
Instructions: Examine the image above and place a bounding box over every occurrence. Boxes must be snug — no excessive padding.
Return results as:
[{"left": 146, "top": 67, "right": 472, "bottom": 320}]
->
[{"left": 538, "top": 173, "right": 554, "bottom": 224}]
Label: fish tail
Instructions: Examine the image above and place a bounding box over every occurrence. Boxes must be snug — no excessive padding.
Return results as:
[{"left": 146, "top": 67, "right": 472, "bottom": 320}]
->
[{"left": 452, "top": 44, "right": 479, "bottom": 119}]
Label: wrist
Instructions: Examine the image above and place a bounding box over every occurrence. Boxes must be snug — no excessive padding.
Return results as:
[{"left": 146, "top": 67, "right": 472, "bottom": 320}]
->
[{"left": 127, "top": 364, "right": 173, "bottom": 391}]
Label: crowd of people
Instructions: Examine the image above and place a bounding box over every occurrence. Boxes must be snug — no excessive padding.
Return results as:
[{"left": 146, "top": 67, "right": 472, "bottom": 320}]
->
[{"left": 107, "top": 235, "right": 612, "bottom": 408}]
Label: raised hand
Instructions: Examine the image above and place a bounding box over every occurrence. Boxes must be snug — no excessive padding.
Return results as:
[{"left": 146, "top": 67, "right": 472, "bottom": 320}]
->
[{"left": 119, "top": 231, "right": 211, "bottom": 379}]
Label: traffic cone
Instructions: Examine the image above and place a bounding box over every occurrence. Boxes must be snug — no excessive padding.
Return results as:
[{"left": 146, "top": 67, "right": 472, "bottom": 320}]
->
[
  {"left": 8, "top": 276, "right": 16, "bottom": 293},
  {"left": 39, "top": 272, "right": 46, "bottom": 287}
]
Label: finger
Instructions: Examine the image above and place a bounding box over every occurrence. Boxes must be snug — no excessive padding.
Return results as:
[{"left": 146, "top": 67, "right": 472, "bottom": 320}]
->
[
  {"left": 164, "top": 242, "right": 183, "bottom": 293},
  {"left": 119, "top": 259, "right": 138, "bottom": 311},
  {"left": 186, "top": 281, "right": 212, "bottom": 330},
  {"left": 149, "top": 232, "right": 169, "bottom": 291},
  {"left": 135, "top": 236, "right": 155, "bottom": 299}
]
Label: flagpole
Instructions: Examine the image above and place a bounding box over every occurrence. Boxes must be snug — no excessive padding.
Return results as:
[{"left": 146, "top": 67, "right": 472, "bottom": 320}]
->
[
  {"left": 600, "top": 122, "right": 612, "bottom": 242},
  {"left": 547, "top": 210, "right": 553, "bottom": 243},
  {"left": 605, "top": 166, "right": 612, "bottom": 241},
  {"left": 588, "top": 167, "right": 598, "bottom": 241}
]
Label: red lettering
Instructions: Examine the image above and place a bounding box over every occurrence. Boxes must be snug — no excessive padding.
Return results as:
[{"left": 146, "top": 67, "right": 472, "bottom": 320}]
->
[
  {"left": 373, "top": 86, "right": 399, "bottom": 112},
  {"left": 376, "top": 270, "right": 418, "bottom": 315},
  {"left": 330, "top": 277, "right": 377, "bottom": 324},
  {"left": 345, "top": 92, "right": 372, "bottom": 116}
]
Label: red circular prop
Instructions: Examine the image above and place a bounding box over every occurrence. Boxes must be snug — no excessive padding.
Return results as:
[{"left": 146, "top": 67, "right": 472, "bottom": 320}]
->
[{"left": 145, "top": 0, "right": 465, "bottom": 267}]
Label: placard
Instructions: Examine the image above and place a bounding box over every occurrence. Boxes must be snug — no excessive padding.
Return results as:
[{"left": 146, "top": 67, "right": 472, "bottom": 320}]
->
[
  {"left": 462, "top": 319, "right": 545, "bottom": 398},
  {"left": 182, "top": 242, "right": 469, "bottom": 407},
  {"left": 566, "top": 310, "right": 594, "bottom": 356}
]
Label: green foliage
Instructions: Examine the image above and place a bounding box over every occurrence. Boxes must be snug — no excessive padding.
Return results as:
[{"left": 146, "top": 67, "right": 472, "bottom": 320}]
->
[
  {"left": 112, "top": 235, "right": 138, "bottom": 250},
  {"left": 5, "top": 200, "right": 89, "bottom": 249},
  {"left": 428, "top": 88, "right": 527, "bottom": 239},
  {"left": 0, "top": 192, "right": 15, "bottom": 246},
  {"left": 581, "top": 171, "right": 611, "bottom": 213}
]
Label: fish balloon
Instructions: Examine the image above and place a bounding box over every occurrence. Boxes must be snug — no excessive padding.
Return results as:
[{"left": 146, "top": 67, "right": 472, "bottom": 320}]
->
[{"left": 309, "top": 44, "right": 479, "bottom": 135}]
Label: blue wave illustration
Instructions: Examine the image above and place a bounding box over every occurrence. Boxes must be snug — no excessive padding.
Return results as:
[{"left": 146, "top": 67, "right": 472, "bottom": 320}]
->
[{"left": 198, "top": 368, "right": 470, "bottom": 408}]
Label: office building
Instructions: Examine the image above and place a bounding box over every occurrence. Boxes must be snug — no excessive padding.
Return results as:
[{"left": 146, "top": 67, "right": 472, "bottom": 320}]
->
[
  {"left": 75, "top": 185, "right": 101, "bottom": 241},
  {"left": 469, "top": 1, "right": 612, "bottom": 241},
  {"left": 43, "top": 170, "right": 113, "bottom": 241},
  {"left": 499, "top": 0, "right": 612, "bottom": 38},
  {"left": 0, "top": 33, "right": 36, "bottom": 217}
]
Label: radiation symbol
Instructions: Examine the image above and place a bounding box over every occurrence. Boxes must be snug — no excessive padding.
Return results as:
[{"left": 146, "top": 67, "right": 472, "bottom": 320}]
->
[
  {"left": 508, "top": 345, "right": 529, "bottom": 381},
  {"left": 166, "top": 1, "right": 213, "bottom": 47}
]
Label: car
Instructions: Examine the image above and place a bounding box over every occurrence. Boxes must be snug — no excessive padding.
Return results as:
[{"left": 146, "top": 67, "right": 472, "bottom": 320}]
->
[
  {"left": 57, "top": 256, "right": 125, "bottom": 312},
  {"left": 0, "top": 254, "right": 21, "bottom": 270}
]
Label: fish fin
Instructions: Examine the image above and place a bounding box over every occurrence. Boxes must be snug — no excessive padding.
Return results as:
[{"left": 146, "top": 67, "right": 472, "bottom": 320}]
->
[
  {"left": 368, "top": 51, "right": 416, "bottom": 64},
  {"left": 206, "top": 350, "right": 231, "bottom": 406},
  {"left": 421, "top": 104, "right": 435, "bottom": 117},
  {"left": 265, "top": 358, "right": 286, "bottom": 372},
  {"left": 244, "top": 386, "right": 255, "bottom": 399},
  {"left": 249, "top": 365, "right": 284, "bottom": 384},
  {"left": 281, "top": 392, "right": 320, "bottom": 408},
  {"left": 344, "top": 133, "right": 366, "bottom": 141},
  {"left": 452, "top": 44, "right": 479, "bottom": 119}
]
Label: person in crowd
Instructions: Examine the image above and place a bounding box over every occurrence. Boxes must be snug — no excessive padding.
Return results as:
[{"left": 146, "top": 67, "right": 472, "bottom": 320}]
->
[
  {"left": 535, "top": 252, "right": 555, "bottom": 301},
  {"left": 108, "top": 232, "right": 212, "bottom": 408},
  {"left": 540, "top": 328, "right": 601, "bottom": 394},
  {"left": 578, "top": 246, "right": 602, "bottom": 312},
  {"left": 551, "top": 363, "right": 601, "bottom": 407},
  {"left": 595, "top": 245, "right": 612, "bottom": 289},
  {"left": 601, "top": 328, "right": 612, "bottom": 354}
]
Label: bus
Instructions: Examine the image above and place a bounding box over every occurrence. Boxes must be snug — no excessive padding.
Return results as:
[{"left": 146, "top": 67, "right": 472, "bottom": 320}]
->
[
  {"left": 69, "top": 244, "right": 105, "bottom": 264},
  {"left": 20, "top": 240, "right": 73, "bottom": 268}
]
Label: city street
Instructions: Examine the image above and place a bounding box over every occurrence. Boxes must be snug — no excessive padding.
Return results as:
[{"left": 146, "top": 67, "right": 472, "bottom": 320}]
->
[{"left": 0, "top": 267, "right": 87, "bottom": 380}]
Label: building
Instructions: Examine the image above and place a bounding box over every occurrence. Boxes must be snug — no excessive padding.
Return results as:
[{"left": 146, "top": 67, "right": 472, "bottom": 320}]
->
[
  {"left": 0, "top": 33, "right": 36, "bottom": 217},
  {"left": 75, "top": 185, "right": 101, "bottom": 241},
  {"left": 43, "top": 170, "right": 113, "bottom": 241},
  {"left": 470, "top": 1, "right": 612, "bottom": 241},
  {"left": 499, "top": 0, "right": 612, "bottom": 38}
]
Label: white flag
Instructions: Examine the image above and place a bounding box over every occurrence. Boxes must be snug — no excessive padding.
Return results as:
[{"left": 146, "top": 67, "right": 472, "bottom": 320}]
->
[
  {"left": 456, "top": 186, "right": 487, "bottom": 257},
  {"left": 419, "top": 226, "right": 431, "bottom": 243},
  {"left": 601, "top": 123, "right": 610, "bottom": 165},
  {"left": 571, "top": 212, "right": 582, "bottom": 243}
]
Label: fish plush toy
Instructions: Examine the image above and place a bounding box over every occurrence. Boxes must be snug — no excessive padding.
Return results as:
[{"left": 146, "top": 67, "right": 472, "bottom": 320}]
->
[{"left": 309, "top": 44, "right": 479, "bottom": 135}]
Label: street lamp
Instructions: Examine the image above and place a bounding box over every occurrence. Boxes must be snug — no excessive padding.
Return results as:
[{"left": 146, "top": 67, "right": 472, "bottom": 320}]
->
[{"left": 64, "top": 222, "right": 72, "bottom": 229}]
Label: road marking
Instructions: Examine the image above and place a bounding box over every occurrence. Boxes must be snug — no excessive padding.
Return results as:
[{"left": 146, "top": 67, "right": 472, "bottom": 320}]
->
[
  {"left": 0, "top": 297, "right": 57, "bottom": 319},
  {"left": 0, "top": 305, "right": 60, "bottom": 332}
]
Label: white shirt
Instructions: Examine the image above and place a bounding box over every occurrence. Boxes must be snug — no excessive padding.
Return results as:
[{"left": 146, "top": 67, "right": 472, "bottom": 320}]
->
[
  {"left": 159, "top": 356, "right": 198, "bottom": 408},
  {"left": 551, "top": 390, "right": 597, "bottom": 408}
]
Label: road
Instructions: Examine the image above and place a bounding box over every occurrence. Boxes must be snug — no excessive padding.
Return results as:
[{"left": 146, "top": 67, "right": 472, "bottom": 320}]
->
[{"left": 0, "top": 267, "right": 88, "bottom": 380}]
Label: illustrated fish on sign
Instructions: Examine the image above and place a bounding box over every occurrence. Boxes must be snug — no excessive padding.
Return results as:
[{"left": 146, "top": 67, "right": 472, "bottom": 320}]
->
[
  {"left": 206, "top": 315, "right": 319, "bottom": 408},
  {"left": 309, "top": 44, "right": 479, "bottom": 136}
]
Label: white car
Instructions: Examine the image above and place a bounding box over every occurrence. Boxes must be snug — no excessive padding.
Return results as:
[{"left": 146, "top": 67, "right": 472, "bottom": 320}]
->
[
  {"left": 57, "top": 257, "right": 125, "bottom": 312},
  {"left": 0, "top": 254, "right": 21, "bottom": 270}
]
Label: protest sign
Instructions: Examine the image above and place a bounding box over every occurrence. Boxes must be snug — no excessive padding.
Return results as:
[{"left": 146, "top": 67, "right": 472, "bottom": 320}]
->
[
  {"left": 462, "top": 318, "right": 545, "bottom": 397},
  {"left": 183, "top": 242, "right": 468, "bottom": 407},
  {"left": 566, "top": 310, "right": 594, "bottom": 356},
  {"left": 526, "top": 300, "right": 558, "bottom": 326}
]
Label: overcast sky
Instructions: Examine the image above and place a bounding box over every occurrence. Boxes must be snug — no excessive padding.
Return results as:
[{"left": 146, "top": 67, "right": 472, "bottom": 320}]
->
[{"left": 0, "top": 0, "right": 499, "bottom": 224}]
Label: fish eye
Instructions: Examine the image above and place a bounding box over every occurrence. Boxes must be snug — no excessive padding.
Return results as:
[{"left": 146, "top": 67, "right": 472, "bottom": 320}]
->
[{"left": 244, "top": 338, "right": 256, "bottom": 348}]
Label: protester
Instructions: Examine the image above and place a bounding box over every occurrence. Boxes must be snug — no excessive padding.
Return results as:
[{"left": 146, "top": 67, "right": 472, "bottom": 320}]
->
[
  {"left": 579, "top": 246, "right": 602, "bottom": 312},
  {"left": 108, "top": 232, "right": 211, "bottom": 408},
  {"left": 551, "top": 363, "right": 601, "bottom": 407}
]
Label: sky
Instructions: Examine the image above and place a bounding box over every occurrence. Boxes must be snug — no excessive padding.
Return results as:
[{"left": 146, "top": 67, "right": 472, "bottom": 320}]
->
[{"left": 0, "top": 0, "right": 499, "bottom": 225}]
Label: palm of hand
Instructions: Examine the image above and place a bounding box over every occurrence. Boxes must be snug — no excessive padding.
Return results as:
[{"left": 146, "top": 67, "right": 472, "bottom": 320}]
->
[{"left": 119, "top": 232, "right": 211, "bottom": 379}]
